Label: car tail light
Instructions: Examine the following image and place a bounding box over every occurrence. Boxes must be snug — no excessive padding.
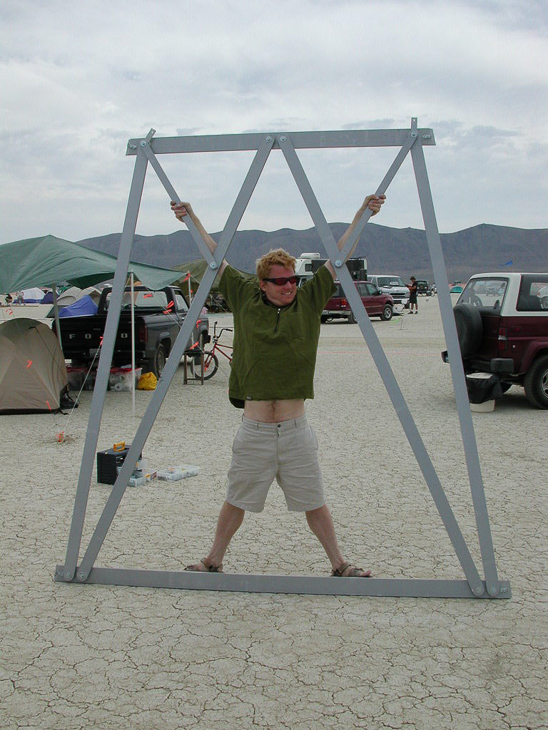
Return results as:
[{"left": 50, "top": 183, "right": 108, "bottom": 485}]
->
[
  {"left": 498, "top": 325, "right": 507, "bottom": 352},
  {"left": 341, "top": 298, "right": 348, "bottom": 308},
  {"left": 138, "top": 324, "right": 147, "bottom": 343}
]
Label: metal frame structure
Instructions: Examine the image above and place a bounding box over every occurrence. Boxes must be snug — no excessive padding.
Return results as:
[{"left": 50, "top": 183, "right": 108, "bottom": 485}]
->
[{"left": 55, "top": 120, "right": 511, "bottom": 599}]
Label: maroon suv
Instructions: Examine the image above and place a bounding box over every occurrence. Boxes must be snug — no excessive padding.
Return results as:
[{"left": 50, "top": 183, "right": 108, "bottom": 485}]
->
[
  {"left": 443, "top": 272, "right": 548, "bottom": 408},
  {"left": 322, "top": 281, "right": 394, "bottom": 323}
]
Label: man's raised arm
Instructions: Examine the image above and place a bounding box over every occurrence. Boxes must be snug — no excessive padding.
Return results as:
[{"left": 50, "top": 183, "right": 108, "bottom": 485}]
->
[
  {"left": 170, "top": 201, "right": 228, "bottom": 277},
  {"left": 325, "top": 194, "right": 385, "bottom": 279}
]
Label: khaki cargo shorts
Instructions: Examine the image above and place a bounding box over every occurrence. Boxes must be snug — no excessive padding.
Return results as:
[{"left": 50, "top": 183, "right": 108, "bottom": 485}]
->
[{"left": 226, "top": 414, "right": 325, "bottom": 513}]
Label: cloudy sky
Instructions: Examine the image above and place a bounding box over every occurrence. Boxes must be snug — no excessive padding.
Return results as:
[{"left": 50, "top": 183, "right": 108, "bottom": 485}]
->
[{"left": 1, "top": 0, "right": 547, "bottom": 246}]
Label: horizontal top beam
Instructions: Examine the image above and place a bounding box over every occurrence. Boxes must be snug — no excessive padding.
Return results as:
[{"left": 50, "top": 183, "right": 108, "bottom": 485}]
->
[{"left": 126, "top": 128, "right": 436, "bottom": 156}]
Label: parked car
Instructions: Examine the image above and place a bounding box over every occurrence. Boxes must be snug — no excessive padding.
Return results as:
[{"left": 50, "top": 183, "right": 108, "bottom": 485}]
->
[
  {"left": 322, "top": 281, "right": 394, "bottom": 323},
  {"left": 442, "top": 272, "right": 548, "bottom": 408},
  {"left": 416, "top": 280, "right": 431, "bottom": 296},
  {"left": 367, "top": 275, "right": 409, "bottom": 308},
  {"left": 54, "top": 285, "right": 209, "bottom": 377}
]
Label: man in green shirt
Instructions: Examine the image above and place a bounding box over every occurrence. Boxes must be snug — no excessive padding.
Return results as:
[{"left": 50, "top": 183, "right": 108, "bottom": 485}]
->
[{"left": 171, "top": 194, "right": 384, "bottom": 577}]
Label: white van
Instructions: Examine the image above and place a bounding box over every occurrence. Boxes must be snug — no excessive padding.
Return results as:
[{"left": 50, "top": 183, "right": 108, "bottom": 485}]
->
[
  {"left": 295, "top": 253, "right": 368, "bottom": 283},
  {"left": 368, "top": 275, "right": 410, "bottom": 308}
]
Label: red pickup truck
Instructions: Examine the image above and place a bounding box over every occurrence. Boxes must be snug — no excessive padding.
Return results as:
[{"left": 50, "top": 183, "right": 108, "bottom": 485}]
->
[
  {"left": 443, "top": 272, "right": 548, "bottom": 408},
  {"left": 322, "top": 280, "right": 395, "bottom": 323}
]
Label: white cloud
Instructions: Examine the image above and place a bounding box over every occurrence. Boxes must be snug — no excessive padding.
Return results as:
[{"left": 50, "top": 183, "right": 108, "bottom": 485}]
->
[{"left": 1, "top": 0, "right": 547, "bottom": 244}]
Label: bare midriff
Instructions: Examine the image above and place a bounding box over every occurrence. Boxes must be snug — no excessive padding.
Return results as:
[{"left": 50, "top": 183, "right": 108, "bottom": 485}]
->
[{"left": 243, "top": 398, "right": 305, "bottom": 423}]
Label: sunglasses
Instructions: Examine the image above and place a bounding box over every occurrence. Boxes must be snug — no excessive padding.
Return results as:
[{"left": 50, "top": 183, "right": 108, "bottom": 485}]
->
[{"left": 263, "top": 276, "right": 298, "bottom": 286}]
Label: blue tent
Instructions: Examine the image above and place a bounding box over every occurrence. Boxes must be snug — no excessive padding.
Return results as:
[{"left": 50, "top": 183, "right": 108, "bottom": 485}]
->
[{"left": 58, "top": 295, "right": 98, "bottom": 318}]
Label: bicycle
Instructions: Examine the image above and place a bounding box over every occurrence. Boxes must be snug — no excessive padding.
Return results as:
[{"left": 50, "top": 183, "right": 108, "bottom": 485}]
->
[{"left": 194, "top": 321, "right": 233, "bottom": 380}]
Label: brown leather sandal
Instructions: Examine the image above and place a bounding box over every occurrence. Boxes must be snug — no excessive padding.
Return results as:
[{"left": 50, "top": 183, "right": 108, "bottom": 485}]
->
[
  {"left": 331, "top": 561, "right": 371, "bottom": 578},
  {"left": 185, "top": 558, "right": 223, "bottom": 573}
]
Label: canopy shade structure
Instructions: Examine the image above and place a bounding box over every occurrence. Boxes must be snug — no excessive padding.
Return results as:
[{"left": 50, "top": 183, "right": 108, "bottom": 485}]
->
[
  {"left": 171, "top": 258, "right": 254, "bottom": 296},
  {"left": 0, "top": 234, "right": 183, "bottom": 292},
  {"left": 171, "top": 259, "right": 210, "bottom": 296}
]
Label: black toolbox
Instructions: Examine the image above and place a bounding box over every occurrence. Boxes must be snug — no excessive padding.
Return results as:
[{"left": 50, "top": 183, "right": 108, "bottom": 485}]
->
[{"left": 97, "top": 445, "right": 131, "bottom": 484}]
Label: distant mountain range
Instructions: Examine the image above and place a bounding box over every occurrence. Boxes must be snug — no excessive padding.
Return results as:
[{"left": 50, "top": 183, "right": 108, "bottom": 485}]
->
[{"left": 78, "top": 222, "right": 547, "bottom": 284}]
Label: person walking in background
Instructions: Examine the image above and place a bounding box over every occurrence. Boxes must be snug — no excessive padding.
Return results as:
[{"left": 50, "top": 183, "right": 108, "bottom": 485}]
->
[{"left": 408, "top": 276, "right": 418, "bottom": 314}]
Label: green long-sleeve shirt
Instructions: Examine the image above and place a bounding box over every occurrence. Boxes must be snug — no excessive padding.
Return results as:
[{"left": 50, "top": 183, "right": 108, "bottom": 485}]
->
[{"left": 219, "top": 265, "right": 336, "bottom": 406}]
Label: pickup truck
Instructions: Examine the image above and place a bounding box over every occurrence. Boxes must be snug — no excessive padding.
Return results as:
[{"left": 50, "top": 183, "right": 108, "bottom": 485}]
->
[
  {"left": 322, "top": 281, "right": 394, "bottom": 323},
  {"left": 442, "top": 272, "right": 548, "bottom": 408},
  {"left": 415, "top": 280, "right": 431, "bottom": 296},
  {"left": 367, "top": 274, "right": 410, "bottom": 308},
  {"left": 53, "top": 285, "right": 209, "bottom": 377}
]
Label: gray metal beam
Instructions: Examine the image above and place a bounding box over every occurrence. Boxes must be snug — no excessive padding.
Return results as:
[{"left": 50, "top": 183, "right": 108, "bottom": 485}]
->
[
  {"left": 62, "top": 147, "right": 149, "bottom": 581},
  {"left": 127, "top": 128, "right": 436, "bottom": 156},
  {"left": 75, "top": 135, "right": 275, "bottom": 581},
  {"left": 54, "top": 565, "right": 511, "bottom": 599},
  {"left": 279, "top": 133, "right": 485, "bottom": 597},
  {"left": 411, "top": 142, "right": 500, "bottom": 596},
  {"left": 140, "top": 140, "right": 215, "bottom": 266},
  {"left": 337, "top": 127, "right": 419, "bottom": 262}
]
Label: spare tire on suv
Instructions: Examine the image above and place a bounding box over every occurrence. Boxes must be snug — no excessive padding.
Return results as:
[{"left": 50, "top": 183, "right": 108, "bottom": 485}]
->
[{"left": 453, "top": 303, "right": 483, "bottom": 358}]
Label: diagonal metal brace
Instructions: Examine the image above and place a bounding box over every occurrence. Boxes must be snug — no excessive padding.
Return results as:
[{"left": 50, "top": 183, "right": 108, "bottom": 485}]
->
[
  {"left": 140, "top": 141, "right": 216, "bottom": 266},
  {"left": 74, "top": 135, "right": 276, "bottom": 581},
  {"left": 279, "top": 132, "right": 485, "bottom": 597}
]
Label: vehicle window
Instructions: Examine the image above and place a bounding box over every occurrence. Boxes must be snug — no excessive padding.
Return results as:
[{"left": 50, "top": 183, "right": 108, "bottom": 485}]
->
[
  {"left": 356, "top": 283, "right": 367, "bottom": 296},
  {"left": 132, "top": 291, "right": 168, "bottom": 310},
  {"left": 458, "top": 277, "right": 508, "bottom": 309},
  {"left": 458, "top": 278, "right": 508, "bottom": 310},
  {"left": 378, "top": 276, "right": 405, "bottom": 287},
  {"left": 517, "top": 275, "right": 548, "bottom": 311},
  {"left": 175, "top": 294, "right": 188, "bottom": 312},
  {"left": 106, "top": 290, "right": 169, "bottom": 311},
  {"left": 365, "top": 283, "right": 376, "bottom": 295}
]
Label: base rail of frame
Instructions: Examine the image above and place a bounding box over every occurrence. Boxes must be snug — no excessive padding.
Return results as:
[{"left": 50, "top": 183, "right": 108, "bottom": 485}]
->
[{"left": 55, "top": 565, "right": 512, "bottom": 599}]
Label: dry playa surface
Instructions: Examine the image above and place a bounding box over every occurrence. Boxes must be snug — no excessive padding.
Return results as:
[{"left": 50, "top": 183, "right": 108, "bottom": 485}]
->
[{"left": 1, "top": 298, "right": 546, "bottom": 730}]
